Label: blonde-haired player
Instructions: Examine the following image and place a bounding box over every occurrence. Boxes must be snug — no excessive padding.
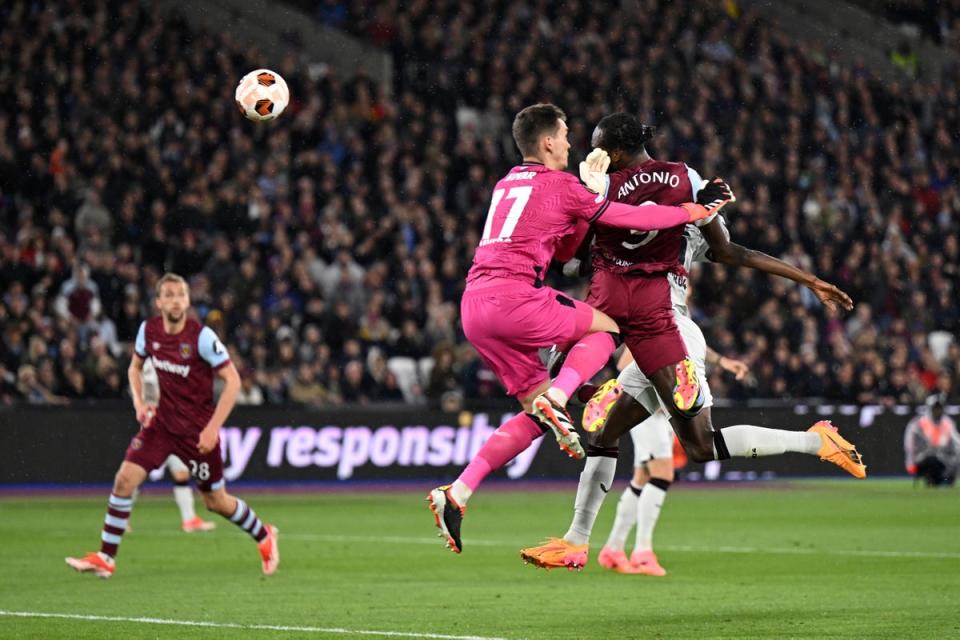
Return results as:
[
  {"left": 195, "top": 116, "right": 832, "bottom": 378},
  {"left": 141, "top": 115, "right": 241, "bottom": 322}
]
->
[
  {"left": 137, "top": 358, "right": 216, "bottom": 532},
  {"left": 67, "top": 273, "right": 277, "bottom": 578}
]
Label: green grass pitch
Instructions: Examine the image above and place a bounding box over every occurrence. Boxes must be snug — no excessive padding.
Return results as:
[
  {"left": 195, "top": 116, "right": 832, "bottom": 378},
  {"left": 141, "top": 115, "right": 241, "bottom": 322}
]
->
[{"left": 1, "top": 480, "right": 958, "bottom": 639}]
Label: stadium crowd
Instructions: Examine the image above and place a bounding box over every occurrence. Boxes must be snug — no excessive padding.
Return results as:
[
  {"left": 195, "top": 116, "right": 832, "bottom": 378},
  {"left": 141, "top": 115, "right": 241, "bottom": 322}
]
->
[{"left": 0, "top": 0, "right": 958, "bottom": 409}]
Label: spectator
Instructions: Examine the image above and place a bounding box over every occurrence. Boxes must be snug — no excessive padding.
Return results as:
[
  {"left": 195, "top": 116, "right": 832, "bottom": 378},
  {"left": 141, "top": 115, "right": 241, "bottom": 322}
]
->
[
  {"left": 341, "top": 359, "right": 375, "bottom": 404},
  {"left": 376, "top": 370, "right": 406, "bottom": 402},
  {"left": 16, "top": 364, "right": 68, "bottom": 405},
  {"left": 890, "top": 39, "right": 919, "bottom": 79},
  {"left": 54, "top": 264, "right": 102, "bottom": 331},
  {"left": 904, "top": 394, "right": 960, "bottom": 486},
  {"left": 426, "top": 343, "right": 460, "bottom": 403},
  {"left": 0, "top": 361, "right": 17, "bottom": 403},
  {"left": 288, "top": 363, "right": 329, "bottom": 406},
  {"left": 0, "top": 0, "right": 958, "bottom": 406}
]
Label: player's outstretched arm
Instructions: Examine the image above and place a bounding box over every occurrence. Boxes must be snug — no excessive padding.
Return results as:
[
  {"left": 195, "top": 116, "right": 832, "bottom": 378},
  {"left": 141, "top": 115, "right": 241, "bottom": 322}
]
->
[
  {"left": 701, "top": 219, "right": 854, "bottom": 311},
  {"left": 591, "top": 177, "right": 734, "bottom": 231},
  {"left": 198, "top": 362, "right": 241, "bottom": 454},
  {"left": 706, "top": 346, "right": 749, "bottom": 380},
  {"left": 128, "top": 353, "right": 155, "bottom": 428},
  {"left": 594, "top": 200, "right": 709, "bottom": 231}
]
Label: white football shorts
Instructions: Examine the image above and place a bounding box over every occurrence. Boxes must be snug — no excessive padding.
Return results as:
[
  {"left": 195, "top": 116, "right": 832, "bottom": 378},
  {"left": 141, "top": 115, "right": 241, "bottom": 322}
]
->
[
  {"left": 165, "top": 454, "right": 189, "bottom": 474},
  {"left": 618, "top": 311, "right": 712, "bottom": 464}
]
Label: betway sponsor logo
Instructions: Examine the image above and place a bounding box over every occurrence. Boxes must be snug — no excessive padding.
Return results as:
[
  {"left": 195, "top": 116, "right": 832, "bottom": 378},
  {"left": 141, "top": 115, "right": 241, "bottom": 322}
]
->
[
  {"left": 150, "top": 356, "right": 190, "bottom": 378},
  {"left": 219, "top": 413, "right": 543, "bottom": 480}
]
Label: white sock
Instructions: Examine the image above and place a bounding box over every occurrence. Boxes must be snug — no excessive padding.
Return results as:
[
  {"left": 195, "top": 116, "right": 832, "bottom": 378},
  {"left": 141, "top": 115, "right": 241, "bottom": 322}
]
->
[
  {"left": 718, "top": 425, "right": 821, "bottom": 458},
  {"left": 563, "top": 456, "right": 616, "bottom": 545},
  {"left": 546, "top": 387, "right": 569, "bottom": 406},
  {"left": 604, "top": 484, "right": 641, "bottom": 552},
  {"left": 449, "top": 480, "right": 473, "bottom": 506},
  {"left": 173, "top": 484, "right": 196, "bottom": 522},
  {"left": 635, "top": 481, "right": 668, "bottom": 553}
]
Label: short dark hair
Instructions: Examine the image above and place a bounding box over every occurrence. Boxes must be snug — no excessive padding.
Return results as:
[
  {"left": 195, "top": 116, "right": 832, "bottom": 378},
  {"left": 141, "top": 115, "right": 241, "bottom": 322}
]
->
[
  {"left": 512, "top": 103, "right": 566, "bottom": 157},
  {"left": 593, "top": 112, "right": 656, "bottom": 154}
]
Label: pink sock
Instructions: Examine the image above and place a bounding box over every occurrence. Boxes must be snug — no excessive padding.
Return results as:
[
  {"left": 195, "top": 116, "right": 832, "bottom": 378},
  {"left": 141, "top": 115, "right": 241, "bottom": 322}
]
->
[
  {"left": 552, "top": 332, "right": 616, "bottom": 398},
  {"left": 457, "top": 413, "right": 544, "bottom": 491}
]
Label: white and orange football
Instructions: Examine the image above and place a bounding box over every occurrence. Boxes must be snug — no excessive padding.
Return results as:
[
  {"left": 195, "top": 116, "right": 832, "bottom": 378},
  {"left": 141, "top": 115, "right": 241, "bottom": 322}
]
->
[{"left": 235, "top": 69, "right": 289, "bottom": 122}]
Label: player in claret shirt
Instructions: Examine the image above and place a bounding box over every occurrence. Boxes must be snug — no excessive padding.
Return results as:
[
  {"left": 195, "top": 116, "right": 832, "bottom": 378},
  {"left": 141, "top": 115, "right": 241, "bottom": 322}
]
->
[
  {"left": 520, "top": 112, "right": 864, "bottom": 573},
  {"left": 427, "top": 103, "right": 733, "bottom": 554},
  {"left": 66, "top": 273, "right": 278, "bottom": 578}
]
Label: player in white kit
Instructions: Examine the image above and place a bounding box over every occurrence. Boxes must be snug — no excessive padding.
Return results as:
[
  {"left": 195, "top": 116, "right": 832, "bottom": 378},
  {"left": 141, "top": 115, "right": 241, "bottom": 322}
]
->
[
  {"left": 520, "top": 112, "right": 865, "bottom": 573},
  {"left": 584, "top": 217, "right": 858, "bottom": 575}
]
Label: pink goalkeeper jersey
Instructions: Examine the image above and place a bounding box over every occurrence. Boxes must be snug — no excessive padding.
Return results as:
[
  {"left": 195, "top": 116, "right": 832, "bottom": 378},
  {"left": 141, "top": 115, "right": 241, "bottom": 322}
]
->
[{"left": 466, "top": 163, "right": 693, "bottom": 290}]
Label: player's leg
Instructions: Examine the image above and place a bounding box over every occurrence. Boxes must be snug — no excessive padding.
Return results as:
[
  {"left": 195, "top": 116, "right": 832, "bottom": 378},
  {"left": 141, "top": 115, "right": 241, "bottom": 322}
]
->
[
  {"left": 200, "top": 487, "right": 278, "bottom": 575},
  {"left": 167, "top": 455, "right": 215, "bottom": 532},
  {"left": 464, "top": 285, "right": 601, "bottom": 459},
  {"left": 651, "top": 315, "right": 866, "bottom": 477},
  {"left": 430, "top": 378, "right": 550, "bottom": 553},
  {"left": 188, "top": 445, "right": 279, "bottom": 575},
  {"left": 66, "top": 427, "right": 167, "bottom": 578},
  {"left": 532, "top": 273, "right": 624, "bottom": 425},
  {"left": 604, "top": 464, "right": 647, "bottom": 555},
  {"left": 629, "top": 454, "right": 672, "bottom": 576},
  {"left": 598, "top": 409, "right": 672, "bottom": 576},
  {"left": 537, "top": 305, "right": 620, "bottom": 406},
  {"left": 564, "top": 386, "right": 651, "bottom": 545},
  {"left": 530, "top": 299, "right": 621, "bottom": 461},
  {"left": 430, "top": 286, "right": 607, "bottom": 554},
  {"left": 519, "top": 368, "right": 654, "bottom": 570}
]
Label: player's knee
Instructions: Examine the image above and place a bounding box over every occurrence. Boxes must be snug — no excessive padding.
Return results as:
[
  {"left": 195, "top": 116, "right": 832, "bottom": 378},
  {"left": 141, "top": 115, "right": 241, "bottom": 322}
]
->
[
  {"left": 113, "top": 469, "right": 139, "bottom": 494},
  {"left": 646, "top": 458, "right": 674, "bottom": 481},
  {"left": 632, "top": 465, "right": 649, "bottom": 486},
  {"left": 200, "top": 492, "right": 223, "bottom": 513},
  {"left": 671, "top": 394, "right": 704, "bottom": 419},
  {"left": 587, "top": 307, "right": 620, "bottom": 335},
  {"left": 205, "top": 491, "right": 235, "bottom": 516},
  {"left": 594, "top": 429, "right": 619, "bottom": 449},
  {"left": 688, "top": 448, "right": 713, "bottom": 463}
]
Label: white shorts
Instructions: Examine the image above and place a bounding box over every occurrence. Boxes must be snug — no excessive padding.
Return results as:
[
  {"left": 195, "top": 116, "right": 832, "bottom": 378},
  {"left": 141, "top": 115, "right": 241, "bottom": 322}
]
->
[
  {"left": 619, "top": 311, "right": 712, "bottom": 465},
  {"left": 630, "top": 410, "right": 674, "bottom": 465},
  {"left": 165, "top": 454, "right": 188, "bottom": 474}
]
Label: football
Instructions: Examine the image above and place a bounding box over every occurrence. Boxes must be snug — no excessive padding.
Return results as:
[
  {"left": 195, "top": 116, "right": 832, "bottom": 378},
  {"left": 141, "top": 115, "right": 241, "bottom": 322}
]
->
[{"left": 235, "top": 68, "right": 289, "bottom": 121}]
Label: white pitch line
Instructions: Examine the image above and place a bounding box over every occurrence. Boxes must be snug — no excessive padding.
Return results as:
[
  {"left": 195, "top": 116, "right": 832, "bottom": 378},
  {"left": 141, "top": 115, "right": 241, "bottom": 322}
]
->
[
  {"left": 0, "top": 611, "right": 514, "bottom": 640},
  {"left": 84, "top": 529, "right": 960, "bottom": 560}
]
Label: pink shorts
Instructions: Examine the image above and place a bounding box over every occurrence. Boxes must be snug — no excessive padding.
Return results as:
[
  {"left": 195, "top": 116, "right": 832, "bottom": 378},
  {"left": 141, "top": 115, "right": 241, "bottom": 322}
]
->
[{"left": 461, "top": 280, "right": 594, "bottom": 398}]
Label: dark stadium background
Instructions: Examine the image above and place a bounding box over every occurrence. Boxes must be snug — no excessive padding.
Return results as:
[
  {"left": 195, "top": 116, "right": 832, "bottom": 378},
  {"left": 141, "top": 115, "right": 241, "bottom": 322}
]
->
[
  {"left": 1, "top": 0, "right": 958, "bottom": 484},
  {"left": 3, "top": 3, "right": 960, "bottom": 640}
]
